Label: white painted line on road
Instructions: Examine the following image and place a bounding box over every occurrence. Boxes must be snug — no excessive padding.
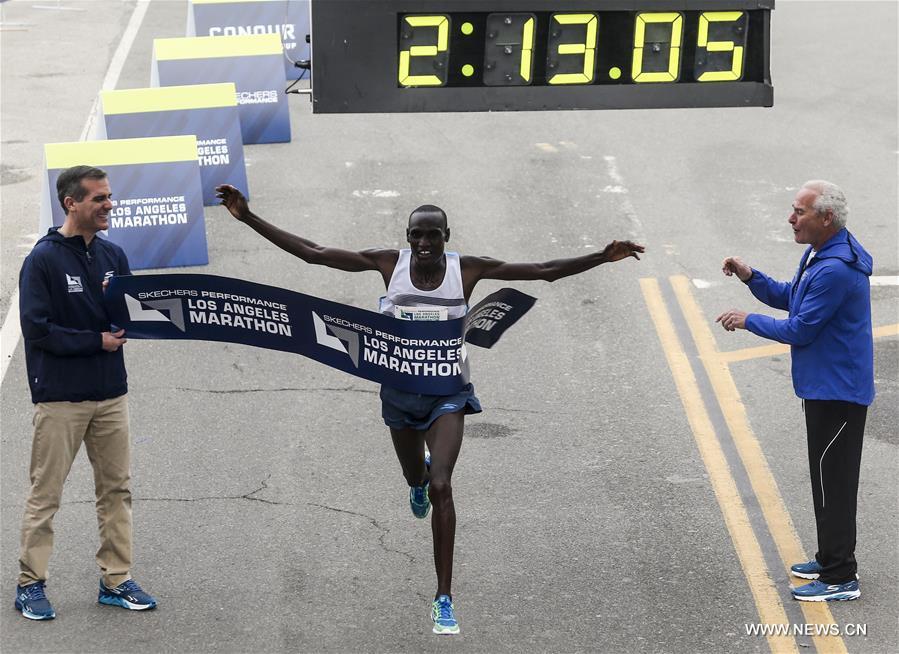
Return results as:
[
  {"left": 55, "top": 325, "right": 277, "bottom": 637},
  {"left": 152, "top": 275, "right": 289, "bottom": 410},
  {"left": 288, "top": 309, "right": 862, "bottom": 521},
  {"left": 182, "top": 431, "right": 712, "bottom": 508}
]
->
[
  {"left": 602, "top": 155, "right": 646, "bottom": 242},
  {"left": 0, "top": 0, "right": 151, "bottom": 385},
  {"left": 871, "top": 275, "right": 899, "bottom": 286},
  {"left": 351, "top": 189, "right": 400, "bottom": 198},
  {"left": 692, "top": 276, "right": 897, "bottom": 289}
]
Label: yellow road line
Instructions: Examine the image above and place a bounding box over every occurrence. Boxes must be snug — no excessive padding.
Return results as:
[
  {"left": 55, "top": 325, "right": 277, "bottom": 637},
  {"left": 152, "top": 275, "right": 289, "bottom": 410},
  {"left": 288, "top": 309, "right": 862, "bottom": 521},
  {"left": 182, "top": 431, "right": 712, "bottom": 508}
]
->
[
  {"left": 670, "top": 275, "right": 848, "bottom": 654},
  {"left": 718, "top": 323, "right": 898, "bottom": 364},
  {"left": 640, "top": 278, "right": 797, "bottom": 654},
  {"left": 720, "top": 343, "right": 788, "bottom": 364}
]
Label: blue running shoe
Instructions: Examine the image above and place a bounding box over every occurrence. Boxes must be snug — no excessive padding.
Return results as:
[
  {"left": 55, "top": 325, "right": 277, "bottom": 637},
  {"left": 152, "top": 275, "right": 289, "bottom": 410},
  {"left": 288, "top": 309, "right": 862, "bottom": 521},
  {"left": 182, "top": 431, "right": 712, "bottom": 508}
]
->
[
  {"left": 432, "top": 594, "right": 459, "bottom": 634},
  {"left": 790, "top": 560, "right": 822, "bottom": 579},
  {"left": 15, "top": 582, "right": 55, "bottom": 620},
  {"left": 792, "top": 579, "right": 860, "bottom": 602},
  {"left": 409, "top": 452, "right": 432, "bottom": 519},
  {"left": 98, "top": 579, "right": 157, "bottom": 610}
]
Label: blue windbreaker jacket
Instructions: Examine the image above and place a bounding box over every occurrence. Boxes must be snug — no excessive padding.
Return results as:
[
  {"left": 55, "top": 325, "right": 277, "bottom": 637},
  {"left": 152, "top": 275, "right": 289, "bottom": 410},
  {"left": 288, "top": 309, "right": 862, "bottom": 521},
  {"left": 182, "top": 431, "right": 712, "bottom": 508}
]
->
[
  {"left": 745, "top": 228, "right": 874, "bottom": 405},
  {"left": 19, "top": 228, "right": 131, "bottom": 403}
]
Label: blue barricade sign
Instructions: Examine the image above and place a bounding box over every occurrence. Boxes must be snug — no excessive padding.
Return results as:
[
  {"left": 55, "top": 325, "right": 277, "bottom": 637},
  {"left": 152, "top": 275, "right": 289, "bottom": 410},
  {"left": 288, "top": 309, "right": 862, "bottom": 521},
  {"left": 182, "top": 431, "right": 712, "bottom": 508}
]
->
[
  {"left": 41, "top": 137, "right": 209, "bottom": 270},
  {"left": 152, "top": 33, "right": 290, "bottom": 144},
  {"left": 187, "top": 0, "right": 310, "bottom": 81},
  {"left": 105, "top": 274, "right": 536, "bottom": 394},
  {"left": 99, "top": 83, "right": 249, "bottom": 206}
]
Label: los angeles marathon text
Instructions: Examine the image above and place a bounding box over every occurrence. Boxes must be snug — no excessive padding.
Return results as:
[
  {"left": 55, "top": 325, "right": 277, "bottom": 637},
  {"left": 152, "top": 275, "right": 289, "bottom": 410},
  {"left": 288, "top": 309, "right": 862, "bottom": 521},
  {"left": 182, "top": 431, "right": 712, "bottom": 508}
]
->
[
  {"left": 197, "top": 138, "right": 229, "bottom": 167},
  {"left": 111, "top": 196, "right": 187, "bottom": 228},
  {"left": 137, "top": 289, "right": 291, "bottom": 336},
  {"left": 323, "top": 315, "right": 465, "bottom": 377}
]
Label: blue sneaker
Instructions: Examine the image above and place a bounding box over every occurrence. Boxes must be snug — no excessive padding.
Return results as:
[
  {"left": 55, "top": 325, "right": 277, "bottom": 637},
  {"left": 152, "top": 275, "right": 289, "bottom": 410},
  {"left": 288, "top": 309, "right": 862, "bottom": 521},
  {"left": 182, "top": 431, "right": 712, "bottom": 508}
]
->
[
  {"left": 431, "top": 594, "right": 459, "bottom": 634},
  {"left": 792, "top": 579, "right": 860, "bottom": 602},
  {"left": 98, "top": 579, "right": 157, "bottom": 610},
  {"left": 15, "top": 582, "right": 55, "bottom": 620},
  {"left": 409, "top": 452, "right": 431, "bottom": 519},
  {"left": 790, "top": 560, "right": 858, "bottom": 580},
  {"left": 790, "top": 560, "right": 822, "bottom": 579}
]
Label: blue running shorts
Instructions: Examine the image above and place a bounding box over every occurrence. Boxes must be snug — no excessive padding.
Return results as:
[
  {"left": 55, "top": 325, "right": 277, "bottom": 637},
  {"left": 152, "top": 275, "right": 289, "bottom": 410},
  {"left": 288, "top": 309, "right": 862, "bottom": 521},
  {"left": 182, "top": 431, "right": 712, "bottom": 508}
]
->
[{"left": 380, "top": 383, "right": 482, "bottom": 430}]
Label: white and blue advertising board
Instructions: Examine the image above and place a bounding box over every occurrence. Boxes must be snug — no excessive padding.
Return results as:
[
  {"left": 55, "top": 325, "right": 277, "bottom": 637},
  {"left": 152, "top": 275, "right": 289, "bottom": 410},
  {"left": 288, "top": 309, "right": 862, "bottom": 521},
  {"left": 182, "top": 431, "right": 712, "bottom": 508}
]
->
[
  {"left": 186, "top": 0, "right": 310, "bottom": 81},
  {"left": 99, "top": 83, "right": 249, "bottom": 206},
  {"left": 41, "top": 136, "right": 208, "bottom": 270},
  {"left": 152, "top": 33, "right": 290, "bottom": 144}
]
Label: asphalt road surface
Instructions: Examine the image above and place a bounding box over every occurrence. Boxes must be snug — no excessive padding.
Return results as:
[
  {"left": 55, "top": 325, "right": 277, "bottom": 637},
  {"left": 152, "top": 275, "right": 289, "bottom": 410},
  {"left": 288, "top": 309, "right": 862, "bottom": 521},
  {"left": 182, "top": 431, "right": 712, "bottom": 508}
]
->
[{"left": 1, "top": 1, "right": 896, "bottom": 653}]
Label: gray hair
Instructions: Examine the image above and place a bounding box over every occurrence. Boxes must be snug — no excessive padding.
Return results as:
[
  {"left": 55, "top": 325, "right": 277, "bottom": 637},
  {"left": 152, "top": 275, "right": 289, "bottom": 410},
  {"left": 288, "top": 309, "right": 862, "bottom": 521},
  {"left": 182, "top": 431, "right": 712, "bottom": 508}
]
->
[{"left": 802, "top": 180, "right": 848, "bottom": 229}]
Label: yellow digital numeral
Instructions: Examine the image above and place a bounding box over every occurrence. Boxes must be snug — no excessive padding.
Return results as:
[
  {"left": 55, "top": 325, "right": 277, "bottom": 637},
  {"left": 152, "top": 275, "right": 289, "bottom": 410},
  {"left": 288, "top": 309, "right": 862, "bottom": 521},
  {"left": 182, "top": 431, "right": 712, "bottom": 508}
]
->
[
  {"left": 697, "top": 11, "right": 745, "bottom": 82},
  {"left": 632, "top": 12, "right": 683, "bottom": 83},
  {"left": 398, "top": 15, "right": 449, "bottom": 87},
  {"left": 548, "top": 14, "right": 598, "bottom": 85},
  {"left": 520, "top": 17, "right": 535, "bottom": 82}
]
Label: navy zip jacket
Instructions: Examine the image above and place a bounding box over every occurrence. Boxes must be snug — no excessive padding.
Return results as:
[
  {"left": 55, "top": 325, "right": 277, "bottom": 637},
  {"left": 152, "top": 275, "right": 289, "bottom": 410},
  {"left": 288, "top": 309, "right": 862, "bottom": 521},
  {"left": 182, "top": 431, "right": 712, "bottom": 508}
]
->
[
  {"left": 745, "top": 228, "right": 874, "bottom": 406},
  {"left": 19, "top": 228, "right": 131, "bottom": 403}
]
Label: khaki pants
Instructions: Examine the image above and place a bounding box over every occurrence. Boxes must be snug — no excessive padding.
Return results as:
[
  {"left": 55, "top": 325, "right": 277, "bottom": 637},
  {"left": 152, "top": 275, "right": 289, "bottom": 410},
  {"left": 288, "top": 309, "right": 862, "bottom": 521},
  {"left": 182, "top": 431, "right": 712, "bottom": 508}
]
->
[{"left": 18, "top": 394, "right": 132, "bottom": 588}]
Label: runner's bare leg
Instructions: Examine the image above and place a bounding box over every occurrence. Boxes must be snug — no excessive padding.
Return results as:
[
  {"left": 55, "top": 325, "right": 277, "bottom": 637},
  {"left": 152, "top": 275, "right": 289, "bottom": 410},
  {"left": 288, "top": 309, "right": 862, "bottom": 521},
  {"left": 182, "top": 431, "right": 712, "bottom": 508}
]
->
[
  {"left": 390, "top": 427, "right": 428, "bottom": 486},
  {"left": 424, "top": 412, "right": 465, "bottom": 598}
]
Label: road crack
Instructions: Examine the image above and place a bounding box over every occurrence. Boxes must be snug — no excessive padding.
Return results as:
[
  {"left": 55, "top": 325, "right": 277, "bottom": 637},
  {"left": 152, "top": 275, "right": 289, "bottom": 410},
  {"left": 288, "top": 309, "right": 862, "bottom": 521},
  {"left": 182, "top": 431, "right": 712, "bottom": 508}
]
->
[
  {"left": 307, "top": 502, "right": 416, "bottom": 564},
  {"left": 62, "top": 474, "right": 287, "bottom": 506},
  {"left": 172, "top": 386, "right": 377, "bottom": 395}
]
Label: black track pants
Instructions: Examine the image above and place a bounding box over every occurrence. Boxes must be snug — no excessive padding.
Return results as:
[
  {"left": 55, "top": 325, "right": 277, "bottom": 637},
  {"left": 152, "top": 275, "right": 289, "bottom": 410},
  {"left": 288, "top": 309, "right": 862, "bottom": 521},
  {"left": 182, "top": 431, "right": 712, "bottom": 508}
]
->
[{"left": 804, "top": 399, "right": 867, "bottom": 584}]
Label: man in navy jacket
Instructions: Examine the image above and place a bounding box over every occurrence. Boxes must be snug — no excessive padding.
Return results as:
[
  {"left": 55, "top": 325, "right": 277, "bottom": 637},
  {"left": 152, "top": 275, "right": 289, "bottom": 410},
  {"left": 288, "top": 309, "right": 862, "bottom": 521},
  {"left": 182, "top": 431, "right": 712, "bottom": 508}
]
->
[
  {"left": 717, "top": 180, "right": 874, "bottom": 602},
  {"left": 15, "top": 166, "right": 156, "bottom": 620}
]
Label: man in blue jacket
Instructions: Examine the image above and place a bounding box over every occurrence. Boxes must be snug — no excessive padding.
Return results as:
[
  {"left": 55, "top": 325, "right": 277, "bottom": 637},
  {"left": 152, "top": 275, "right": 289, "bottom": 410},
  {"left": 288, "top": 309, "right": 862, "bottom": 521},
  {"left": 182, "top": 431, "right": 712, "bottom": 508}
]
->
[
  {"left": 717, "top": 180, "right": 874, "bottom": 602},
  {"left": 15, "top": 166, "right": 156, "bottom": 620}
]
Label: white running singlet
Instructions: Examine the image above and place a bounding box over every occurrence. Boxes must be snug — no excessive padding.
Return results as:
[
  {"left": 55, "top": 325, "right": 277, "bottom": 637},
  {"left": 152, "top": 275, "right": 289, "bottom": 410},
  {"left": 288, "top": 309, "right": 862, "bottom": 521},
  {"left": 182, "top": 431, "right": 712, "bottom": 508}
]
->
[{"left": 379, "top": 249, "right": 467, "bottom": 320}]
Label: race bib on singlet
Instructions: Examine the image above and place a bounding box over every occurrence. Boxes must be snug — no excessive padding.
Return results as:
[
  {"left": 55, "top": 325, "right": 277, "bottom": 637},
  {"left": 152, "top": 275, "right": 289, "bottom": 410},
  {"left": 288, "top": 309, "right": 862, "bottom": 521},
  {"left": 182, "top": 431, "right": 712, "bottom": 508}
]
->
[{"left": 394, "top": 306, "right": 447, "bottom": 321}]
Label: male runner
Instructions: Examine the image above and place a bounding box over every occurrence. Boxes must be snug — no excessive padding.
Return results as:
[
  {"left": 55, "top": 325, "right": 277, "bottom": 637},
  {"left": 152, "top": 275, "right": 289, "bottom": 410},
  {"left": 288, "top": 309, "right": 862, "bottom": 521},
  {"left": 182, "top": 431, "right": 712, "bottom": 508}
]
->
[{"left": 217, "top": 184, "right": 643, "bottom": 633}]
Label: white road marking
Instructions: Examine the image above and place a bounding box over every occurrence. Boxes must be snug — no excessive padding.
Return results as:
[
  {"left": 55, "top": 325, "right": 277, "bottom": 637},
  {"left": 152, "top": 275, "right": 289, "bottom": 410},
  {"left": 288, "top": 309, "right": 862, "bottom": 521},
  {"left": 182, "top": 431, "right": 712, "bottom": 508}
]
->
[
  {"left": 535, "top": 142, "right": 558, "bottom": 153},
  {"left": 602, "top": 155, "right": 646, "bottom": 242},
  {"left": 352, "top": 190, "right": 400, "bottom": 198},
  {"left": 1, "top": 0, "right": 151, "bottom": 385},
  {"left": 871, "top": 276, "right": 899, "bottom": 286},
  {"left": 691, "top": 276, "right": 897, "bottom": 290}
]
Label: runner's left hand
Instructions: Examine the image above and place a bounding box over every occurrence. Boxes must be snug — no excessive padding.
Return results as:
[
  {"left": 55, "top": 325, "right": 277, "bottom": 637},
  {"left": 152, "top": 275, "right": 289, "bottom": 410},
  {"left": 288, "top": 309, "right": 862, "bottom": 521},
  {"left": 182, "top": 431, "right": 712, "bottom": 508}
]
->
[{"left": 601, "top": 240, "right": 645, "bottom": 262}]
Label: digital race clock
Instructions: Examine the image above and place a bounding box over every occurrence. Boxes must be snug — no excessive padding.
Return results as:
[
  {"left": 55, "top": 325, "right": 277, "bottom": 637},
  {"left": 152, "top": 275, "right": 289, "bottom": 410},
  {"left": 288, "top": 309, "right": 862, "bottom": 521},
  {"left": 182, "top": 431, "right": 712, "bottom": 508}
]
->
[{"left": 310, "top": 0, "right": 773, "bottom": 113}]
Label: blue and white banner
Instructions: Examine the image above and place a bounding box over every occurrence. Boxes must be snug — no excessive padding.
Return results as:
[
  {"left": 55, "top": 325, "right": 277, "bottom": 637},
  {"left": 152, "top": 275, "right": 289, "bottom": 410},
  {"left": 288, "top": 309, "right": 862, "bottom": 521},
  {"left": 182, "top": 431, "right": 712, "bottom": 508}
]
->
[
  {"left": 187, "top": 0, "right": 310, "bottom": 81},
  {"left": 105, "top": 274, "right": 535, "bottom": 394}
]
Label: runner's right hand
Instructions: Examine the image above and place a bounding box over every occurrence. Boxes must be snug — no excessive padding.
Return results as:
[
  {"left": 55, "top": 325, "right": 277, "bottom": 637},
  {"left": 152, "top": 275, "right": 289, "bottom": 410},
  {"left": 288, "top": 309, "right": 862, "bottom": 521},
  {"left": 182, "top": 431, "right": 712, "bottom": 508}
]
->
[{"left": 215, "top": 184, "right": 250, "bottom": 221}]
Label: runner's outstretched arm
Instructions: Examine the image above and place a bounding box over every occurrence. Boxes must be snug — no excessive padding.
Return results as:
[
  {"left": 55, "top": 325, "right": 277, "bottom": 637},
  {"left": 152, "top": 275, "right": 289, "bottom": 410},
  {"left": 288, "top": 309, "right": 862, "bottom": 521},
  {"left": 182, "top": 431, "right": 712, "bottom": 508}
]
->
[
  {"left": 460, "top": 239, "right": 644, "bottom": 297},
  {"left": 216, "top": 184, "right": 396, "bottom": 276}
]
